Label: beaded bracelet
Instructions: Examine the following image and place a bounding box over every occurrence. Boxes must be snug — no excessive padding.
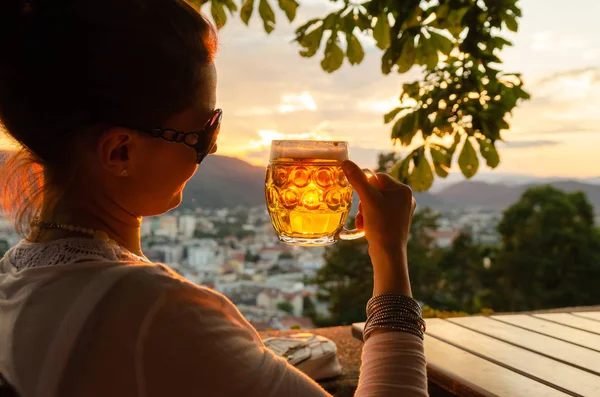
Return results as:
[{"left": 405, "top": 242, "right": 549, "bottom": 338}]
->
[
  {"left": 363, "top": 293, "right": 426, "bottom": 342},
  {"left": 367, "top": 293, "right": 421, "bottom": 317}
]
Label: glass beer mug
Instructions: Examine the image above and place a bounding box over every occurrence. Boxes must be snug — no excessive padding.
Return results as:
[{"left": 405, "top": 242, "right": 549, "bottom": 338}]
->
[{"left": 265, "top": 140, "right": 368, "bottom": 246}]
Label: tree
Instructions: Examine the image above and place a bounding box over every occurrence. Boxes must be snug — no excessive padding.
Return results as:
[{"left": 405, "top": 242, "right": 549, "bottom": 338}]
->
[
  {"left": 314, "top": 238, "right": 373, "bottom": 325},
  {"left": 302, "top": 295, "right": 317, "bottom": 319},
  {"left": 190, "top": 0, "right": 529, "bottom": 191},
  {"left": 278, "top": 251, "right": 293, "bottom": 260},
  {"left": 376, "top": 152, "right": 401, "bottom": 173},
  {"left": 313, "top": 209, "right": 444, "bottom": 325},
  {"left": 436, "top": 231, "right": 492, "bottom": 312},
  {"left": 277, "top": 301, "right": 295, "bottom": 314},
  {"left": 491, "top": 186, "right": 600, "bottom": 311},
  {"left": 405, "top": 207, "right": 444, "bottom": 304},
  {"left": 0, "top": 239, "right": 8, "bottom": 258},
  {"left": 244, "top": 249, "right": 260, "bottom": 262}
]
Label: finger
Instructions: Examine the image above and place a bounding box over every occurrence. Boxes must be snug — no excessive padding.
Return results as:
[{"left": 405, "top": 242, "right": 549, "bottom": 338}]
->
[
  {"left": 342, "top": 160, "right": 378, "bottom": 203},
  {"left": 355, "top": 212, "right": 364, "bottom": 230},
  {"left": 376, "top": 172, "right": 408, "bottom": 189},
  {"left": 358, "top": 202, "right": 363, "bottom": 213}
]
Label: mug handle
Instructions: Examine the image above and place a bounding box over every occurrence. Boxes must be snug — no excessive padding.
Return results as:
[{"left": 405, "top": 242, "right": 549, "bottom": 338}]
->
[{"left": 338, "top": 169, "right": 375, "bottom": 241}]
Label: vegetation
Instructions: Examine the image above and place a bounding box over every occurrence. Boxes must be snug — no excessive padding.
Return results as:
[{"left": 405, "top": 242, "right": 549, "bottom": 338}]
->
[
  {"left": 277, "top": 301, "right": 295, "bottom": 314},
  {"left": 190, "top": 0, "right": 529, "bottom": 191},
  {"left": 0, "top": 239, "right": 8, "bottom": 257},
  {"left": 310, "top": 186, "right": 600, "bottom": 325},
  {"left": 490, "top": 186, "right": 600, "bottom": 311}
]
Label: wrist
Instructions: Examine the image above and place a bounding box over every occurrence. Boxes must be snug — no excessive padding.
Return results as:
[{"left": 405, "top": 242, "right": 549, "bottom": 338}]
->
[
  {"left": 368, "top": 244, "right": 412, "bottom": 297},
  {"left": 368, "top": 243, "right": 407, "bottom": 268}
]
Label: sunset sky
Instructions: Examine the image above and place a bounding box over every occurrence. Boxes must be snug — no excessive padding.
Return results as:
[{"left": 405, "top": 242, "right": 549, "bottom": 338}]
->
[
  {"left": 1, "top": 0, "right": 598, "bottom": 179},
  {"left": 210, "top": 0, "right": 600, "bottom": 178}
]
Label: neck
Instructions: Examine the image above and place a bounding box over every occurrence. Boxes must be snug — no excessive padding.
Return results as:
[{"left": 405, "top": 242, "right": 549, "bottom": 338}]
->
[{"left": 38, "top": 189, "right": 143, "bottom": 256}]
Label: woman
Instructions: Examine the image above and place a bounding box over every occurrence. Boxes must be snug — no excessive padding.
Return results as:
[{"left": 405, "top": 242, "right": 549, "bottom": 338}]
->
[{"left": 0, "top": 0, "right": 427, "bottom": 396}]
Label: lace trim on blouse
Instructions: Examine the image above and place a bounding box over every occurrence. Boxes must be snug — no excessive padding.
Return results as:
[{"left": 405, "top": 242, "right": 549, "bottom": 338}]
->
[{"left": 7, "top": 238, "right": 150, "bottom": 270}]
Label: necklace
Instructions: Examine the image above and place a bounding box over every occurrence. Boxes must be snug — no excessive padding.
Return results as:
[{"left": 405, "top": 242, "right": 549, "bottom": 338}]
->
[
  {"left": 27, "top": 218, "right": 151, "bottom": 264},
  {"left": 30, "top": 218, "right": 116, "bottom": 244}
]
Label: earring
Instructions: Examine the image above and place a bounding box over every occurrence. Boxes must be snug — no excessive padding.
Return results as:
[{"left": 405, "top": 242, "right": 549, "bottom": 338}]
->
[{"left": 120, "top": 169, "right": 128, "bottom": 176}]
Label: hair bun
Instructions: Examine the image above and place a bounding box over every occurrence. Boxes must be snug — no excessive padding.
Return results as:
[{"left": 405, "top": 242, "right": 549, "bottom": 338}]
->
[{"left": 22, "top": 1, "right": 34, "bottom": 15}]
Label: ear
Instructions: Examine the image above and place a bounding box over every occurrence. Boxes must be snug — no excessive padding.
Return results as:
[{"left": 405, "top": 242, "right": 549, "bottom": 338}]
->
[{"left": 96, "top": 127, "right": 135, "bottom": 177}]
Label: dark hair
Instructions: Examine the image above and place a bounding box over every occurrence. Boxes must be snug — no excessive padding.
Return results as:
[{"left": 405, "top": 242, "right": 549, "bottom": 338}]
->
[{"left": 0, "top": 0, "right": 218, "bottom": 233}]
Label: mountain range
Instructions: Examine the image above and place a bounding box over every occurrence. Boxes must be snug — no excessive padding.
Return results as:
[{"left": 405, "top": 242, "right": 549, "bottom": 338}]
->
[
  {"left": 1, "top": 150, "right": 597, "bottom": 212},
  {"left": 183, "top": 155, "right": 600, "bottom": 213}
]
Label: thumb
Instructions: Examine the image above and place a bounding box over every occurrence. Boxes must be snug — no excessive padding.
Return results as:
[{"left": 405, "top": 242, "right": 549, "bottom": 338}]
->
[{"left": 342, "top": 160, "right": 377, "bottom": 203}]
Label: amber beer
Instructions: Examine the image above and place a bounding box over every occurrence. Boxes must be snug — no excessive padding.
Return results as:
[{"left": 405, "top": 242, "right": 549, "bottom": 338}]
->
[{"left": 265, "top": 140, "right": 366, "bottom": 246}]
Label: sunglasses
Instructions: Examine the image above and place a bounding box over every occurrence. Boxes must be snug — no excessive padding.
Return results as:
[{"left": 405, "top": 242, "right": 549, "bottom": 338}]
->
[{"left": 126, "top": 109, "right": 222, "bottom": 164}]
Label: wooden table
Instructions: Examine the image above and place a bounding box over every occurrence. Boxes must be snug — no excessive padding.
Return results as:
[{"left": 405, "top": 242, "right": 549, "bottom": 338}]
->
[{"left": 352, "top": 311, "right": 600, "bottom": 396}]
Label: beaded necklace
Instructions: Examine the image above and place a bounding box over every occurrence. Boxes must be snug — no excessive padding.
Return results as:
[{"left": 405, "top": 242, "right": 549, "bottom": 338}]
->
[
  {"left": 30, "top": 218, "right": 116, "bottom": 244},
  {"left": 29, "top": 218, "right": 150, "bottom": 263}
]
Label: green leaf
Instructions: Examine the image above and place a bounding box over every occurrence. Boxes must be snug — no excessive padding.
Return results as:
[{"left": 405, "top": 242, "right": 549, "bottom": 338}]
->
[
  {"left": 420, "top": 110, "right": 434, "bottom": 138},
  {"left": 259, "top": 0, "right": 276, "bottom": 34},
  {"left": 392, "top": 111, "right": 418, "bottom": 145},
  {"left": 401, "top": 7, "right": 423, "bottom": 30},
  {"left": 373, "top": 12, "right": 391, "bottom": 50},
  {"left": 355, "top": 12, "right": 371, "bottom": 31},
  {"left": 402, "top": 81, "right": 420, "bottom": 98},
  {"left": 240, "top": 0, "right": 255, "bottom": 25},
  {"left": 446, "top": 7, "right": 469, "bottom": 36},
  {"left": 222, "top": 0, "right": 238, "bottom": 13},
  {"left": 428, "top": 31, "right": 454, "bottom": 55},
  {"left": 430, "top": 147, "right": 450, "bottom": 178},
  {"left": 295, "top": 18, "right": 319, "bottom": 35},
  {"left": 497, "top": 117, "right": 509, "bottom": 130},
  {"left": 416, "top": 35, "right": 439, "bottom": 69},
  {"left": 321, "top": 40, "right": 344, "bottom": 73},
  {"left": 384, "top": 107, "right": 403, "bottom": 124},
  {"left": 409, "top": 152, "right": 434, "bottom": 192},
  {"left": 504, "top": 14, "right": 518, "bottom": 32},
  {"left": 298, "top": 26, "right": 324, "bottom": 57},
  {"left": 346, "top": 33, "right": 365, "bottom": 65},
  {"left": 390, "top": 156, "right": 411, "bottom": 183},
  {"left": 322, "top": 14, "right": 338, "bottom": 30},
  {"left": 435, "top": 4, "right": 450, "bottom": 20},
  {"left": 477, "top": 138, "right": 500, "bottom": 168},
  {"left": 490, "top": 36, "right": 512, "bottom": 50},
  {"left": 458, "top": 138, "right": 479, "bottom": 178},
  {"left": 382, "top": 44, "right": 401, "bottom": 75},
  {"left": 518, "top": 87, "right": 531, "bottom": 101},
  {"left": 448, "top": 133, "right": 461, "bottom": 156},
  {"left": 278, "top": 0, "right": 299, "bottom": 22},
  {"left": 396, "top": 35, "right": 416, "bottom": 73},
  {"left": 211, "top": 0, "right": 227, "bottom": 29},
  {"left": 482, "top": 122, "right": 500, "bottom": 140}
]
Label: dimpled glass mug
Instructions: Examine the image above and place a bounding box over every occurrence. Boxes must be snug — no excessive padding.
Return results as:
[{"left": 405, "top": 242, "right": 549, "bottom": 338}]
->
[{"left": 265, "top": 140, "right": 370, "bottom": 246}]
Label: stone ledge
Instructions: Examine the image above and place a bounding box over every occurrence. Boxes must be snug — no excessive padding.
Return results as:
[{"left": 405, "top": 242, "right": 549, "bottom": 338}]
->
[
  {"left": 261, "top": 326, "right": 455, "bottom": 397},
  {"left": 260, "top": 326, "right": 362, "bottom": 396}
]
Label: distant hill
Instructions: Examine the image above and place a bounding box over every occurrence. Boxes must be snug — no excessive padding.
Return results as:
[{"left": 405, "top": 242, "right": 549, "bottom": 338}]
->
[
  {"left": 1, "top": 151, "right": 595, "bottom": 213},
  {"left": 436, "top": 180, "right": 600, "bottom": 210},
  {"left": 181, "top": 155, "right": 266, "bottom": 209},
  {"left": 183, "top": 156, "right": 600, "bottom": 212},
  {"left": 183, "top": 156, "right": 451, "bottom": 211}
]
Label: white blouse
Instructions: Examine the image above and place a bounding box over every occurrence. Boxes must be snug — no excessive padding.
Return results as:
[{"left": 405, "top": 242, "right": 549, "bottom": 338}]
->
[{"left": 0, "top": 238, "right": 427, "bottom": 397}]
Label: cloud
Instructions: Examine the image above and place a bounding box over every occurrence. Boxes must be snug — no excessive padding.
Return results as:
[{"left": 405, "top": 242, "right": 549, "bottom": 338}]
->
[
  {"left": 279, "top": 92, "right": 317, "bottom": 113},
  {"left": 533, "top": 67, "right": 600, "bottom": 90},
  {"left": 203, "top": 1, "right": 600, "bottom": 179},
  {"left": 508, "top": 67, "right": 600, "bottom": 141},
  {"left": 530, "top": 31, "right": 586, "bottom": 53},
  {"left": 498, "top": 140, "right": 561, "bottom": 149},
  {"left": 355, "top": 98, "right": 400, "bottom": 113},
  {"left": 233, "top": 92, "right": 318, "bottom": 117}
]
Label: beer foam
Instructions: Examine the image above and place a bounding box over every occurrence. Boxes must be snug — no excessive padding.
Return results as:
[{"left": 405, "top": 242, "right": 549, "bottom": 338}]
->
[{"left": 270, "top": 140, "right": 348, "bottom": 161}]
